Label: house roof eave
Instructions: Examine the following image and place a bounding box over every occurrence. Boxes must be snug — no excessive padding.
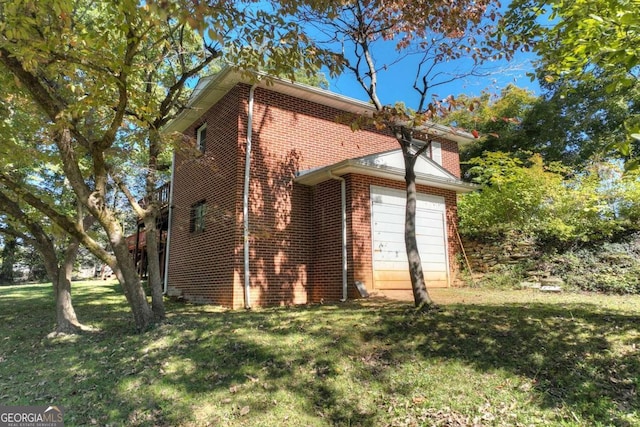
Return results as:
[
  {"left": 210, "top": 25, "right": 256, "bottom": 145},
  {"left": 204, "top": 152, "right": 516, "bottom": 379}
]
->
[
  {"left": 162, "top": 67, "right": 477, "bottom": 145},
  {"left": 295, "top": 160, "right": 478, "bottom": 193},
  {"left": 163, "top": 67, "right": 242, "bottom": 134}
]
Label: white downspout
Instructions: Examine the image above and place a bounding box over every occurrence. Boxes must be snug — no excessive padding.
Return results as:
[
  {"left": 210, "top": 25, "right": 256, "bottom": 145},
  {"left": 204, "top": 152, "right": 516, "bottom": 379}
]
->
[
  {"left": 243, "top": 84, "right": 257, "bottom": 309},
  {"left": 163, "top": 152, "right": 176, "bottom": 294},
  {"left": 328, "top": 172, "right": 348, "bottom": 301}
]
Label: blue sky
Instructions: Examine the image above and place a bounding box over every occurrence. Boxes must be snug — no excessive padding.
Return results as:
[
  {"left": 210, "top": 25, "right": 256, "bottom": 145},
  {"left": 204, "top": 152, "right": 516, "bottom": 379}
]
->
[
  {"left": 242, "top": 1, "right": 542, "bottom": 107},
  {"left": 312, "top": 0, "right": 543, "bottom": 109},
  {"left": 325, "top": 45, "right": 541, "bottom": 108}
]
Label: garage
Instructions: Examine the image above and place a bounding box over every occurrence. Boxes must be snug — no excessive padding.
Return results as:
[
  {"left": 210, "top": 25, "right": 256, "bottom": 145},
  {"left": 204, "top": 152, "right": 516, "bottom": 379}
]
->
[{"left": 370, "top": 186, "right": 449, "bottom": 290}]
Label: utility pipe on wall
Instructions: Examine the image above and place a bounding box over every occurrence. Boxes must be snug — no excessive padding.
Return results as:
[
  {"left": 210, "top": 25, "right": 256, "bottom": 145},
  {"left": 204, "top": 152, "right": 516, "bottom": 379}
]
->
[
  {"left": 328, "top": 172, "right": 348, "bottom": 301},
  {"left": 243, "top": 84, "right": 257, "bottom": 309}
]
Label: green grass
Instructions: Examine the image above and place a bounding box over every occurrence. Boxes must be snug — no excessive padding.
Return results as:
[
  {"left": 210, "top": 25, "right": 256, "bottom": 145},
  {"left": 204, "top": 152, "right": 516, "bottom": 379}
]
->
[{"left": 1, "top": 282, "right": 639, "bottom": 426}]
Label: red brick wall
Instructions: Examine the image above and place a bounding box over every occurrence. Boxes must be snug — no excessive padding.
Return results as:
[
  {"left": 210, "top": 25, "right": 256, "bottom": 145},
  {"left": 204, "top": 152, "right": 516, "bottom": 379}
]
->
[
  {"left": 311, "top": 180, "right": 344, "bottom": 302},
  {"left": 248, "top": 87, "right": 400, "bottom": 169},
  {"left": 439, "top": 139, "right": 461, "bottom": 178},
  {"left": 166, "top": 88, "right": 243, "bottom": 306},
  {"left": 346, "top": 175, "right": 374, "bottom": 296},
  {"left": 167, "top": 82, "right": 463, "bottom": 307}
]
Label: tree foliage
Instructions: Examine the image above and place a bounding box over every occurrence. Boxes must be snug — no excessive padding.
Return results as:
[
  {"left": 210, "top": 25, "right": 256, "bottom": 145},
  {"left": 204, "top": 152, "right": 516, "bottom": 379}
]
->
[
  {"left": 504, "top": 0, "right": 639, "bottom": 83},
  {"left": 0, "top": 0, "right": 331, "bottom": 330},
  {"left": 459, "top": 152, "right": 640, "bottom": 245},
  {"left": 444, "top": 78, "right": 640, "bottom": 173},
  {"left": 440, "top": 85, "right": 538, "bottom": 169},
  {"left": 503, "top": 0, "right": 640, "bottom": 167}
]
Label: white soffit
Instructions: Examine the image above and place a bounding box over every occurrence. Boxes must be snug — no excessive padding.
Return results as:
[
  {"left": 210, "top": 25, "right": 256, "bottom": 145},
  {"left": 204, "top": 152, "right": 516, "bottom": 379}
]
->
[
  {"left": 295, "top": 150, "right": 477, "bottom": 193},
  {"left": 163, "top": 67, "right": 476, "bottom": 145}
]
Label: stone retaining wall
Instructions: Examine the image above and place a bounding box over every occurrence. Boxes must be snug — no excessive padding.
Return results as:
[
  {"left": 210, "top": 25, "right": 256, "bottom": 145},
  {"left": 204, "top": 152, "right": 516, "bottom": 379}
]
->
[{"left": 459, "top": 235, "right": 539, "bottom": 274}]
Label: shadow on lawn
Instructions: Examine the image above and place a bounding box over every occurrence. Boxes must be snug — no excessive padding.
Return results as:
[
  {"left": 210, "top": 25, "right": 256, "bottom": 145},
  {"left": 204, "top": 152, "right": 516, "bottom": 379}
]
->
[
  {"left": 2, "top": 283, "right": 638, "bottom": 426},
  {"left": 368, "top": 301, "right": 640, "bottom": 426},
  {"left": 97, "top": 298, "right": 639, "bottom": 426}
]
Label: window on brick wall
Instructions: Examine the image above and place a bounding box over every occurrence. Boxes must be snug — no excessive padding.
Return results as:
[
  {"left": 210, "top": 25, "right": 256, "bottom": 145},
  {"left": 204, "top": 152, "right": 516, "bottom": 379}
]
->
[
  {"left": 190, "top": 200, "right": 206, "bottom": 233},
  {"left": 196, "top": 123, "right": 207, "bottom": 153}
]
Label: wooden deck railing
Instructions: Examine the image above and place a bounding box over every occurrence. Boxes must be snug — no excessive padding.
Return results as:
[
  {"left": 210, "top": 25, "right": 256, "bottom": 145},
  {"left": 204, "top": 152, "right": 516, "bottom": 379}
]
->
[{"left": 139, "top": 182, "right": 171, "bottom": 209}]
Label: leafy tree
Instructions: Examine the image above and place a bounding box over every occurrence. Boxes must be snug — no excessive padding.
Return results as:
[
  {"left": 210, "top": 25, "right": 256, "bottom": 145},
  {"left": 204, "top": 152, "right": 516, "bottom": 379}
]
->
[
  {"left": 444, "top": 78, "right": 639, "bottom": 173},
  {"left": 0, "top": 230, "right": 17, "bottom": 284},
  {"left": 523, "top": 73, "right": 639, "bottom": 167},
  {"left": 618, "top": 169, "right": 640, "bottom": 223},
  {"left": 0, "top": 194, "right": 93, "bottom": 333},
  {"left": 439, "top": 85, "right": 538, "bottom": 172},
  {"left": 459, "top": 153, "right": 558, "bottom": 236},
  {"left": 0, "top": 0, "right": 329, "bottom": 330},
  {"left": 459, "top": 152, "right": 639, "bottom": 245},
  {"left": 0, "top": 71, "right": 108, "bottom": 332},
  {"left": 504, "top": 0, "right": 639, "bottom": 83},
  {"left": 289, "top": 0, "right": 515, "bottom": 308},
  {"left": 503, "top": 0, "right": 640, "bottom": 167},
  {"left": 293, "top": 69, "right": 329, "bottom": 89}
]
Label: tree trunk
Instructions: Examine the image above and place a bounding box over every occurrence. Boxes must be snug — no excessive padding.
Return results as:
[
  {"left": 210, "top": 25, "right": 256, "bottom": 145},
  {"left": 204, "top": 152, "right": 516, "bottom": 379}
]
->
[
  {"left": 38, "top": 237, "right": 85, "bottom": 334},
  {"left": 0, "top": 234, "right": 17, "bottom": 284},
  {"left": 54, "top": 239, "right": 85, "bottom": 333},
  {"left": 0, "top": 191, "right": 87, "bottom": 334},
  {"left": 143, "top": 213, "right": 165, "bottom": 321},
  {"left": 105, "top": 218, "right": 155, "bottom": 331},
  {"left": 144, "top": 128, "right": 166, "bottom": 321},
  {"left": 57, "top": 127, "right": 154, "bottom": 331},
  {"left": 401, "top": 141, "right": 434, "bottom": 309}
]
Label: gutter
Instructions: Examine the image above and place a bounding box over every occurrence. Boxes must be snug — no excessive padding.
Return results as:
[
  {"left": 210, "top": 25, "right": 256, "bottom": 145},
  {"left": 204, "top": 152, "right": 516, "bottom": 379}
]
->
[
  {"left": 163, "top": 152, "right": 176, "bottom": 294},
  {"left": 243, "top": 84, "right": 257, "bottom": 309},
  {"left": 328, "top": 171, "right": 348, "bottom": 302},
  {"left": 164, "top": 67, "right": 475, "bottom": 145}
]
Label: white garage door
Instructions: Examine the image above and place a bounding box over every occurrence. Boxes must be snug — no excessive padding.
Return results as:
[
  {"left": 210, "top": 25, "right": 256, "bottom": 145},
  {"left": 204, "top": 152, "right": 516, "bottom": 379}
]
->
[{"left": 371, "top": 186, "right": 449, "bottom": 290}]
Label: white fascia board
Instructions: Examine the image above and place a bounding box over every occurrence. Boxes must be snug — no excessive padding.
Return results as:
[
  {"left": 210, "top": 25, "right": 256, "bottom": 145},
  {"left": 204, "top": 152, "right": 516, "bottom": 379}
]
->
[
  {"left": 163, "top": 67, "right": 476, "bottom": 146},
  {"left": 295, "top": 160, "right": 478, "bottom": 193},
  {"left": 163, "top": 67, "right": 242, "bottom": 134}
]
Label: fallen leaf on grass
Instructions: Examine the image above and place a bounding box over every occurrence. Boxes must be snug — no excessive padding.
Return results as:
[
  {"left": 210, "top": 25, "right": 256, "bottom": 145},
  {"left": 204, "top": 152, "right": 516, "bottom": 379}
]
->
[{"left": 239, "top": 406, "right": 250, "bottom": 416}]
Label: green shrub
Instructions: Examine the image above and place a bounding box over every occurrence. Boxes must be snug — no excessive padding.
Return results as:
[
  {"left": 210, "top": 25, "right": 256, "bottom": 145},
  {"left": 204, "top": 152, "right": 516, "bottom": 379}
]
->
[
  {"left": 458, "top": 152, "right": 640, "bottom": 294},
  {"left": 544, "top": 233, "right": 640, "bottom": 294},
  {"left": 472, "top": 264, "right": 528, "bottom": 290},
  {"left": 459, "top": 153, "right": 640, "bottom": 246}
]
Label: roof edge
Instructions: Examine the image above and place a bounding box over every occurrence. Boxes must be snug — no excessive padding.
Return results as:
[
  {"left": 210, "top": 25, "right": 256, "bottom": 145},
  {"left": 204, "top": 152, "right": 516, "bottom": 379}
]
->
[
  {"left": 163, "top": 67, "right": 477, "bottom": 144},
  {"left": 295, "top": 160, "right": 477, "bottom": 193}
]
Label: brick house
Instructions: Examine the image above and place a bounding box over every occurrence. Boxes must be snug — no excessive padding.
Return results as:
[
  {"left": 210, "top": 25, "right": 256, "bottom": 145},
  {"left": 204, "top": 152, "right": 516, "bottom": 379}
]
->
[{"left": 162, "top": 67, "right": 476, "bottom": 308}]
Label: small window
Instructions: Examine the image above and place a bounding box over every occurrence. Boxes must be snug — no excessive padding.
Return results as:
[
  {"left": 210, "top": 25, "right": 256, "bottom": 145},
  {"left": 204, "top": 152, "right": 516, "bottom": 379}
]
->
[
  {"left": 196, "top": 123, "right": 207, "bottom": 153},
  {"left": 190, "top": 200, "right": 206, "bottom": 233}
]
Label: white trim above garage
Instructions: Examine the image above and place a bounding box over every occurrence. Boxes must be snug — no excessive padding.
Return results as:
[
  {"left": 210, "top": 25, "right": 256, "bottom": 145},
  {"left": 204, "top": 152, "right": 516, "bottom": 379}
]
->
[
  {"left": 295, "top": 149, "right": 477, "bottom": 193},
  {"left": 370, "top": 186, "right": 449, "bottom": 290}
]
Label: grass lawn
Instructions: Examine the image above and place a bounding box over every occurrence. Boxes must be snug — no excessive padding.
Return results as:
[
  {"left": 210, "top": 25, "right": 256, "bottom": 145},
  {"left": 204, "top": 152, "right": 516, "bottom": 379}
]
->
[{"left": 0, "top": 281, "right": 639, "bottom": 426}]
